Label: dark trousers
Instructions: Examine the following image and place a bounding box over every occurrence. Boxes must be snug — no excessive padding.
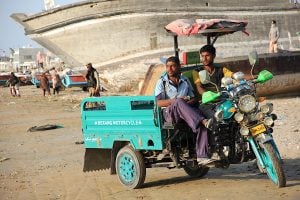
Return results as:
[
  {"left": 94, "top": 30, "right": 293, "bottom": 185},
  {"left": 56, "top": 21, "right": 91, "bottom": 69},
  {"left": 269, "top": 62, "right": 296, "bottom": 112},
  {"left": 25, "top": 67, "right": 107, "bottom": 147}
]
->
[
  {"left": 198, "top": 104, "right": 215, "bottom": 119},
  {"left": 53, "top": 86, "right": 60, "bottom": 95},
  {"left": 163, "top": 99, "right": 208, "bottom": 158}
]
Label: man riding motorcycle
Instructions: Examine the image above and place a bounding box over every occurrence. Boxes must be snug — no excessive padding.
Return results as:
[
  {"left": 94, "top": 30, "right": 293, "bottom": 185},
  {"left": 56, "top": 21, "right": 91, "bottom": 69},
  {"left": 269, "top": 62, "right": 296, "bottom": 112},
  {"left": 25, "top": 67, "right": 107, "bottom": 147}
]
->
[{"left": 191, "top": 44, "right": 252, "bottom": 118}]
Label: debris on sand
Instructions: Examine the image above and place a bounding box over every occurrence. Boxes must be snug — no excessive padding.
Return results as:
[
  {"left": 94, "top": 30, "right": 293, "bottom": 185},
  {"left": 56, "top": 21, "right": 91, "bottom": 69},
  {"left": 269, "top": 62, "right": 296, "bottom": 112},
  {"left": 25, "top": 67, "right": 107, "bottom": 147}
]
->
[
  {"left": 75, "top": 141, "right": 84, "bottom": 145},
  {"left": 27, "top": 124, "right": 64, "bottom": 132},
  {"left": 0, "top": 157, "right": 9, "bottom": 162}
]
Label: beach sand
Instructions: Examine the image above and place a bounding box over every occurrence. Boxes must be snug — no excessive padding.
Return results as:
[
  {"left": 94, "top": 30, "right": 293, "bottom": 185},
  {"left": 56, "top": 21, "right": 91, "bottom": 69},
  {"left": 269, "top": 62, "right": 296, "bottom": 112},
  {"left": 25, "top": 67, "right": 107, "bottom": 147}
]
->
[{"left": 0, "top": 86, "right": 299, "bottom": 200}]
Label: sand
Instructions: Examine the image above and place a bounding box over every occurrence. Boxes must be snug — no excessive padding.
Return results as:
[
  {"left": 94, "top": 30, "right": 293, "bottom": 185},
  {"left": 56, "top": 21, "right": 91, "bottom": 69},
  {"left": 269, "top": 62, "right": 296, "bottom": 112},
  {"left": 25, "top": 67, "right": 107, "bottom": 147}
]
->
[{"left": 0, "top": 85, "right": 299, "bottom": 200}]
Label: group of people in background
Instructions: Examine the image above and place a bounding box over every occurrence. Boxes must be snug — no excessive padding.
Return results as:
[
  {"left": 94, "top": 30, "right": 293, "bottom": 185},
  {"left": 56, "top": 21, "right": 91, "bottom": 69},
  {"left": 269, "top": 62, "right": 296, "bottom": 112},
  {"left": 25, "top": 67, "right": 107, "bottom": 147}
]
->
[
  {"left": 39, "top": 67, "right": 62, "bottom": 97},
  {"left": 7, "top": 62, "right": 101, "bottom": 98},
  {"left": 6, "top": 67, "right": 63, "bottom": 97}
]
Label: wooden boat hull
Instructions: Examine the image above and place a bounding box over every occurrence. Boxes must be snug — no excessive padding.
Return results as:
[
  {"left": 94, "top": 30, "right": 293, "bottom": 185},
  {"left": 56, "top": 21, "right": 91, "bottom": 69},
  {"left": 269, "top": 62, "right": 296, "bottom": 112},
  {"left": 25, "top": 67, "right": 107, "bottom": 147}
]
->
[
  {"left": 140, "top": 52, "right": 300, "bottom": 97},
  {"left": 62, "top": 74, "right": 87, "bottom": 88}
]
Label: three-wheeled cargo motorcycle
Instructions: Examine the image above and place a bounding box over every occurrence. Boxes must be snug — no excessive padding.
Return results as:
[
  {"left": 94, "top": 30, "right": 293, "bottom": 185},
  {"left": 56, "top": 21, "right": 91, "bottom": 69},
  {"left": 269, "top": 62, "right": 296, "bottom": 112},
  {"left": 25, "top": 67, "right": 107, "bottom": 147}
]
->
[{"left": 81, "top": 19, "right": 286, "bottom": 189}]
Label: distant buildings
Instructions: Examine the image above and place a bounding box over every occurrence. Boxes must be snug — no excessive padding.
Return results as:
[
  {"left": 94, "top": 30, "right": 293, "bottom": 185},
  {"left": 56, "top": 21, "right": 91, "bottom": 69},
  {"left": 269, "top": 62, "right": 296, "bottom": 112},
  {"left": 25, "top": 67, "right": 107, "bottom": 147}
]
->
[
  {"left": 12, "top": 47, "right": 44, "bottom": 72},
  {"left": 0, "top": 56, "right": 12, "bottom": 72},
  {"left": 0, "top": 47, "right": 62, "bottom": 73}
]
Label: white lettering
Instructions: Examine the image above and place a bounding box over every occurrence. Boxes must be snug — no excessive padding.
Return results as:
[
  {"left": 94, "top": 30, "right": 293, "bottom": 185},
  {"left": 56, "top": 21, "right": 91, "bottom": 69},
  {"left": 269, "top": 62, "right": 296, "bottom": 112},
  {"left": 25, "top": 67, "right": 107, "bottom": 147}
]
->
[{"left": 94, "top": 120, "right": 143, "bottom": 126}]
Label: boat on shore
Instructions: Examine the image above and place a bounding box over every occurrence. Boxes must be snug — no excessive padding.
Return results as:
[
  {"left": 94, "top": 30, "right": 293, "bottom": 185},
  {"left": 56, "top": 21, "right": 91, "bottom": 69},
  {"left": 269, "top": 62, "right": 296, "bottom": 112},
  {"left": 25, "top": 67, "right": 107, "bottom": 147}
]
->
[
  {"left": 11, "top": 0, "right": 300, "bottom": 67},
  {"left": 10, "top": 0, "right": 300, "bottom": 96},
  {"left": 139, "top": 51, "right": 300, "bottom": 97},
  {"left": 61, "top": 73, "right": 87, "bottom": 90},
  {"left": 0, "top": 72, "right": 32, "bottom": 86}
]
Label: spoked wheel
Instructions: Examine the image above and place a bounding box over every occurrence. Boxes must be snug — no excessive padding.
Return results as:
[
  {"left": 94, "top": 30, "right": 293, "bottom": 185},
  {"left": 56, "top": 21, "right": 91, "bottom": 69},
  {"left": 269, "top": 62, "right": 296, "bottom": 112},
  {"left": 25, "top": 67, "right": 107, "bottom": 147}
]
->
[
  {"left": 116, "top": 145, "right": 146, "bottom": 189},
  {"left": 259, "top": 142, "right": 286, "bottom": 187},
  {"left": 183, "top": 165, "right": 209, "bottom": 178}
]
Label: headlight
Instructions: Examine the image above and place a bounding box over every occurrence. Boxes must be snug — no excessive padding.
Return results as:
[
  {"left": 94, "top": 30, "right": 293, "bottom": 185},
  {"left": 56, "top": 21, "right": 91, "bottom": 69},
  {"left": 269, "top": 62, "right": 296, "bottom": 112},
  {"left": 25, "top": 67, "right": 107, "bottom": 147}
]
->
[
  {"left": 232, "top": 72, "right": 245, "bottom": 81},
  {"left": 264, "top": 117, "right": 274, "bottom": 127},
  {"left": 260, "top": 103, "right": 273, "bottom": 114},
  {"left": 238, "top": 95, "right": 256, "bottom": 113},
  {"left": 248, "top": 112, "right": 257, "bottom": 122},
  {"left": 221, "top": 77, "right": 233, "bottom": 87},
  {"left": 240, "top": 126, "right": 249, "bottom": 136},
  {"left": 234, "top": 112, "right": 244, "bottom": 122},
  {"left": 255, "top": 112, "right": 264, "bottom": 121}
]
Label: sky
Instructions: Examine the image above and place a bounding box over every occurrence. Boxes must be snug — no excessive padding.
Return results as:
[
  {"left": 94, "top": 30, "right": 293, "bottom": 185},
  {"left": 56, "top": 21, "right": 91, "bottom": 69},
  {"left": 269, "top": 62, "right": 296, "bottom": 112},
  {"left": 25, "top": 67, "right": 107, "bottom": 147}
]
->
[{"left": 0, "top": 0, "right": 83, "bottom": 56}]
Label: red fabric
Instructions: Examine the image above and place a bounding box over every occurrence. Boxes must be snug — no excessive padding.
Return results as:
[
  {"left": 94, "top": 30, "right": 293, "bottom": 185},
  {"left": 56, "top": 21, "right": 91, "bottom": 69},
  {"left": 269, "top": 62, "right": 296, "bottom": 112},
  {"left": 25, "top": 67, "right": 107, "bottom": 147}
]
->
[
  {"left": 70, "top": 75, "right": 86, "bottom": 82},
  {"left": 165, "top": 19, "right": 248, "bottom": 36}
]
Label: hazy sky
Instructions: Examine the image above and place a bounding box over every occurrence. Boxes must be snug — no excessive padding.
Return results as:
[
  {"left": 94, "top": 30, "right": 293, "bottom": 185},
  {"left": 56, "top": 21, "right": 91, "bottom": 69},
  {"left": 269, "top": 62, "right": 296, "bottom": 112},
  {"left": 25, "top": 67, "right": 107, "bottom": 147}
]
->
[{"left": 0, "top": 0, "right": 83, "bottom": 56}]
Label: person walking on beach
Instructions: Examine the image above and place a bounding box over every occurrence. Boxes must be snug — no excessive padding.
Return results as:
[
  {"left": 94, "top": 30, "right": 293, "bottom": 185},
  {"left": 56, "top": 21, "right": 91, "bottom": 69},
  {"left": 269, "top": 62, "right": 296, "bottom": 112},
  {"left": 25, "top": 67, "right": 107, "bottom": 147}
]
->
[
  {"left": 269, "top": 20, "right": 280, "bottom": 53},
  {"left": 40, "top": 72, "right": 51, "bottom": 96},
  {"left": 6, "top": 72, "right": 21, "bottom": 97},
  {"left": 85, "top": 63, "right": 100, "bottom": 97},
  {"left": 50, "top": 67, "right": 62, "bottom": 95}
]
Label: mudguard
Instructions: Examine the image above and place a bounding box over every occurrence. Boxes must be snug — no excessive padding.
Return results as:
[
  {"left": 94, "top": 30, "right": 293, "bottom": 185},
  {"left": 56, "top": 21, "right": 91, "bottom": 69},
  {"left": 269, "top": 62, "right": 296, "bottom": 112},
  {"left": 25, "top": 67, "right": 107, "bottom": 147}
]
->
[{"left": 83, "top": 149, "right": 111, "bottom": 172}]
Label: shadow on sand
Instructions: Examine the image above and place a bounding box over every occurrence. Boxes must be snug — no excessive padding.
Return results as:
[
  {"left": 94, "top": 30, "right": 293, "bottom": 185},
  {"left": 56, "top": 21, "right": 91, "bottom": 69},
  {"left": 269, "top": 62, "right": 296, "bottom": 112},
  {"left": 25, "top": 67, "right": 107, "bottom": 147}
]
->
[{"left": 142, "top": 158, "right": 300, "bottom": 188}]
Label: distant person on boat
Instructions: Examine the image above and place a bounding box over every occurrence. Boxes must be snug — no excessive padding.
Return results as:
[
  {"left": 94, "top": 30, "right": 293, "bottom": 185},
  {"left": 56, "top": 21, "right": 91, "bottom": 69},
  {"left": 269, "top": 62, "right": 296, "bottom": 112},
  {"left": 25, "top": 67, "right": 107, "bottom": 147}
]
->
[
  {"left": 50, "top": 67, "right": 62, "bottom": 95},
  {"left": 40, "top": 72, "right": 51, "bottom": 96},
  {"left": 269, "top": 20, "right": 280, "bottom": 53},
  {"left": 6, "top": 72, "right": 21, "bottom": 97},
  {"left": 85, "top": 63, "right": 100, "bottom": 97}
]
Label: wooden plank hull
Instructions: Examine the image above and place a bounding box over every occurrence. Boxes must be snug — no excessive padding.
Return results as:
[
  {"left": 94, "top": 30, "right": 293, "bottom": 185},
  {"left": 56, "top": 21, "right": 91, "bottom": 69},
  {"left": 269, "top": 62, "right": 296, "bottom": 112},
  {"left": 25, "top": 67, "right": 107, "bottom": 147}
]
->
[{"left": 140, "top": 52, "right": 300, "bottom": 97}]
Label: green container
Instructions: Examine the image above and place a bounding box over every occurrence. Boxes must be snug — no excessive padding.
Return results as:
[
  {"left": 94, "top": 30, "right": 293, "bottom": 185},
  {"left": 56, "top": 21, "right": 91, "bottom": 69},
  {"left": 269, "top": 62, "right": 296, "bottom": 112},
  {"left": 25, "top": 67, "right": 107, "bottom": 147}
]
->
[
  {"left": 257, "top": 70, "right": 273, "bottom": 83},
  {"left": 202, "top": 91, "right": 220, "bottom": 104}
]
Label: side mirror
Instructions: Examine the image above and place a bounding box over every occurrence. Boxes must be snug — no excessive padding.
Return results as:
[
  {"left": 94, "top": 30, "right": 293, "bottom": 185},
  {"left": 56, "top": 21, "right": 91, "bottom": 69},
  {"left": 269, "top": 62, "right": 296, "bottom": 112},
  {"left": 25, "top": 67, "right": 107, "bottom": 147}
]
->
[
  {"left": 199, "top": 69, "right": 219, "bottom": 93},
  {"left": 256, "top": 70, "right": 273, "bottom": 83},
  {"left": 248, "top": 50, "right": 258, "bottom": 67},
  {"left": 199, "top": 70, "right": 210, "bottom": 84}
]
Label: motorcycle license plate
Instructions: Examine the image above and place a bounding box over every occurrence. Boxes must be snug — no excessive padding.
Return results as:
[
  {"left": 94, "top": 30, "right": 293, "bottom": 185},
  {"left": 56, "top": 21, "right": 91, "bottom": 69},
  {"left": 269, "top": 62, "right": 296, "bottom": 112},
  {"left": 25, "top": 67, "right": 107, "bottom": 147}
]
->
[{"left": 250, "top": 124, "right": 266, "bottom": 136}]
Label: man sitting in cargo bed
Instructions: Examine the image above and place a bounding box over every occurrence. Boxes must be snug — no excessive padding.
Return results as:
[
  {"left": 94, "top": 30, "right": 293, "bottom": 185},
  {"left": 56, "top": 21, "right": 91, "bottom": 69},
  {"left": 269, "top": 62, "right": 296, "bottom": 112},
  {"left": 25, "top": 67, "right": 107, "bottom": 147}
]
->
[{"left": 154, "top": 56, "right": 215, "bottom": 165}]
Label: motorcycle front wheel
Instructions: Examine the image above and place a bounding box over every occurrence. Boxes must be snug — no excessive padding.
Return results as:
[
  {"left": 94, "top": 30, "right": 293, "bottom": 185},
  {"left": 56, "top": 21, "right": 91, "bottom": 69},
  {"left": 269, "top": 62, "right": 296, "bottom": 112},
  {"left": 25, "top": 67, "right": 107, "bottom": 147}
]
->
[{"left": 259, "top": 142, "right": 286, "bottom": 187}]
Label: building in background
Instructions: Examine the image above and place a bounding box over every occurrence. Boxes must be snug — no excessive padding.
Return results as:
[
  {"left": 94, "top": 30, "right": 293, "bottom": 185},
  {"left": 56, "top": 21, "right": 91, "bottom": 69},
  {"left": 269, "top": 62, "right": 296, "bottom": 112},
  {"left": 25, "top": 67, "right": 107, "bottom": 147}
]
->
[
  {"left": 9, "top": 47, "right": 61, "bottom": 73},
  {"left": 12, "top": 48, "right": 44, "bottom": 72},
  {"left": 0, "top": 55, "right": 12, "bottom": 72}
]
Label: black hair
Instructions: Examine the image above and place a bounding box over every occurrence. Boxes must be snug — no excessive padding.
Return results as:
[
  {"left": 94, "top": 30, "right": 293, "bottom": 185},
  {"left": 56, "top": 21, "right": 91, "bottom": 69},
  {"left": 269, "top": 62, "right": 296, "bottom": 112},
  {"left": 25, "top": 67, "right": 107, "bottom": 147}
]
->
[
  {"left": 272, "top": 20, "right": 276, "bottom": 24},
  {"left": 200, "top": 44, "right": 216, "bottom": 55},
  {"left": 166, "top": 56, "right": 180, "bottom": 66}
]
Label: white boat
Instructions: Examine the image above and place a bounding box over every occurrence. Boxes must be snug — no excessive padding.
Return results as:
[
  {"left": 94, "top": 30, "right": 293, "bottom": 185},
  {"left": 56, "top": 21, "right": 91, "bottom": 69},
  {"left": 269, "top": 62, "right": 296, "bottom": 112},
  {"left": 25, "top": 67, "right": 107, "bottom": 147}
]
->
[{"left": 11, "top": 0, "right": 300, "bottom": 67}]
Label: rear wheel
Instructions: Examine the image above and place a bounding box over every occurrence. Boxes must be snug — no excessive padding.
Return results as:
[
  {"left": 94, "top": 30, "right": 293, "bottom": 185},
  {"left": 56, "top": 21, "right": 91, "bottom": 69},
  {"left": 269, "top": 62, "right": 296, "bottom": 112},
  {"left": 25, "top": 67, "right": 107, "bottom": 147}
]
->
[
  {"left": 259, "top": 142, "right": 286, "bottom": 187},
  {"left": 183, "top": 165, "right": 209, "bottom": 178},
  {"left": 116, "top": 145, "right": 146, "bottom": 189}
]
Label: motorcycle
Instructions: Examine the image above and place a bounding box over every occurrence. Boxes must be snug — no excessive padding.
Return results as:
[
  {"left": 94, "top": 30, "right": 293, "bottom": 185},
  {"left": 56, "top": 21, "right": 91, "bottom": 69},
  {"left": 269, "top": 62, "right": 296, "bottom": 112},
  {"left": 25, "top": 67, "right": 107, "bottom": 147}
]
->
[
  {"left": 199, "top": 51, "right": 286, "bottom": 187},
  {"left": 81, "top": 51, "right": 286, "bottom": 189}
]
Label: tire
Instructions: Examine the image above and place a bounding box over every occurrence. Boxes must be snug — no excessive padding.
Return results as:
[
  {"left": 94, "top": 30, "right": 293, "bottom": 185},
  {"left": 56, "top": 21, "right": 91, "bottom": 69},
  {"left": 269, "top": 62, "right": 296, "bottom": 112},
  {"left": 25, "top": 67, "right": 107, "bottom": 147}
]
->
[
  {"left": 259, "top": 142, "right": 286, "bottom": 187},
  {"left": 116, "top": 145, "right": 146, "bottom": 189},
  {"left": 183, "top": 165, "right": 209, "bottom": 178}
]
